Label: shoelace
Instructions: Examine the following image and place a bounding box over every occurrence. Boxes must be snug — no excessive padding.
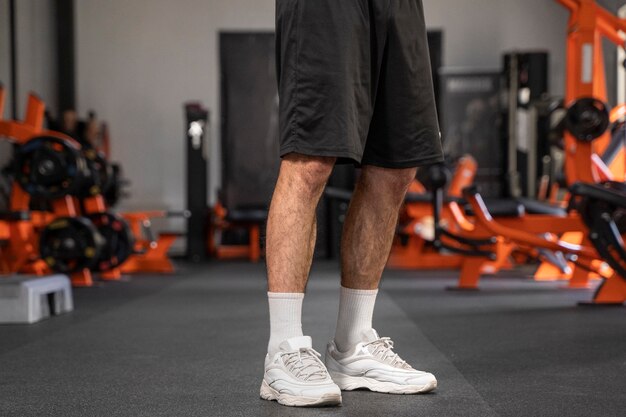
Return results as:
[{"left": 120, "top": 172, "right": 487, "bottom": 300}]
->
[
  {"left": 364, "top": 337, "right": 412, "bottom": 369},
  {"left": 282, "top": 348, "right": 328, "bottom": 381}
]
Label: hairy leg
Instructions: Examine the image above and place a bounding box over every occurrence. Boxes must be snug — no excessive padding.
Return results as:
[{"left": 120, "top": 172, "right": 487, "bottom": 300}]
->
[
  {"left": 340, "top": 166, "right": 417, "bottom": 289},
  {"left": 266, "top": 153, "right": 335, "bottom": 293}
]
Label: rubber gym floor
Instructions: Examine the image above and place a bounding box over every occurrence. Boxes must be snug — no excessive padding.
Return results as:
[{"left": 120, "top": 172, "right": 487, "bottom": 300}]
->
[{"left": 1, "top": 261, "right": 625, "bottom": 417}]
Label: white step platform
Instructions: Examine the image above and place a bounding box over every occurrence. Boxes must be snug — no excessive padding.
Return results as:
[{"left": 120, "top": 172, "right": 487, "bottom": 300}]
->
[{"left": 0, "top": 275, "right": 73, "bottom": 324}]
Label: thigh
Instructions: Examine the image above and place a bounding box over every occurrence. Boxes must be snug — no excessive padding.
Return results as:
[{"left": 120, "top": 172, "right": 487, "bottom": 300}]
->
[{"left": 363, "top": 0, "right": 444, "bottom": 168}]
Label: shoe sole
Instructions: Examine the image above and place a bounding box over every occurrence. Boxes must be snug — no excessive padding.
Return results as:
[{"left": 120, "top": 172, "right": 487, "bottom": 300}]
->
[
  {"left": 260, "top": 380, "right": 342, "bottom": 407},
  {"left": 329, "top": 372, "right": 437, "bottom": 394}
]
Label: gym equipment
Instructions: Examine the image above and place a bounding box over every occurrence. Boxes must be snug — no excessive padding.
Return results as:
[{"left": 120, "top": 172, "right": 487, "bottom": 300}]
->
[
  {"left": 503, "top": 51, "right": 551, "bottom": 199},
  {"left": 13, "top": 135, "right": 88, "bottom": 199},
  {"left": 39, "top": 216, "right": 104, "bottom": 274},
  {"left": 184, "top": 102, "right": 209, "bottom": 262},
  {"left": 80, "top": 147, "right": 113, "bottom": 198},
  {"left": 572, "top": 181, "right": 626, "bottom": 280},
  {"left": 120, "top": 211, "right": 188, "bottom": 274},
  {"left": 87, "top": 212, "right": 134, "bottom": 272},
  {"left": 101, "top": 163, "right": 128, "bottom": 207},
  {"left": 406, "top": 0, "right": 626, "bottom": 302},
  {"left": 208, "top": 201, "right": 267, "bottom": 262},
  {"left": 558, "top": 0, "right": 626, "bottom": 184},
  {"left": 463, "top": 185, "right": 626, "bottom": 304},
  {"left": 420, "top": 163, "right": 497, "bottom": 261},
  {"left": 215, "top": 33, "right": 277, "bottom": 262},
  {"left": 0, "top": 88, "right": 146, "bottom": 285},
  {"left": 0, "top": 275, "right": 73, "bottom": 324},
  {"left": 0, "top": 210, "right": 48, "bottom": 276},
  {"left": 387, "top": 156, "right": 501, "bottom": 270},
  {"left": 564, "top": 97, "right": 610, "bottom": 142}
]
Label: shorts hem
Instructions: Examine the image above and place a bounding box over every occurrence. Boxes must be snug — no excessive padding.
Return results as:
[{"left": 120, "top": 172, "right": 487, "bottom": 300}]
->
[
  {"left": 280, "top": 143, "right": 363, "bottom": 164},
  {"left": 361, "top": 154, "right": 445, "bottom": 169}
]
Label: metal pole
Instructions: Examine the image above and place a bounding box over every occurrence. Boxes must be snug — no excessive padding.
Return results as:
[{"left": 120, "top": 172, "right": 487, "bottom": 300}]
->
[{"left": 9, "top": 0, "right": 17, "bottom": 119}]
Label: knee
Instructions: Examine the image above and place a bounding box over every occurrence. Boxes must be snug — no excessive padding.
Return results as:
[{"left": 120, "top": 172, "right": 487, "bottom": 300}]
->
[
  {"left": 281, "top": 153, "right": 335, "bottom": 195},
  {"left": 362, "top": 166, "right": 417, "bottom": 196}
]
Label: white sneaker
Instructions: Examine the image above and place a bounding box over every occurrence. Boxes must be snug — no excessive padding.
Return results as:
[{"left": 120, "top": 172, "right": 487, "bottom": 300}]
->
[
  {"left": 325, "top": 329, "right": 437, "bottom": 394},
  {"left": 260, "top": 336, "right": 342, "bottom": 407}
]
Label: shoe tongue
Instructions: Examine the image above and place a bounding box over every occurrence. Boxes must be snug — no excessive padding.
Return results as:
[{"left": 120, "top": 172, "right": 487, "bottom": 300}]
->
[
  {"left": 360, "top": 328, "right": 380, "bottom": 343},
  {"left": 279, "top": 335, "right": 313, "bottom": 352}
]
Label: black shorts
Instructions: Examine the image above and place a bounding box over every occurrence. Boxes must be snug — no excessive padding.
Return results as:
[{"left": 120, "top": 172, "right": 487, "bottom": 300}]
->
[{"left": 275, "top": 0, "right": 444, "bottom": 168}]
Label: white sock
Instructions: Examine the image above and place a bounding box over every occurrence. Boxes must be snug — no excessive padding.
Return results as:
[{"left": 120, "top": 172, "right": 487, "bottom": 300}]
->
[
  {"left": 334, "top": 286, "right": 378, "bottom": 352},
  {"left": 267, "top": 292, "right": 305, "bottom": 357}
]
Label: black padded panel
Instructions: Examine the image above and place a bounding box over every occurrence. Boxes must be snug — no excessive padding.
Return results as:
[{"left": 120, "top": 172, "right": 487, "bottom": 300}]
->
[
  {"left": 517, "top": 198, "right": 567, "bottom": 217},
  {"left": 0, "top": 211, "right": 30, "bottom": 221},
  {"left": 225, "top": 208, "right": 268, "bottom": 223},
  {"left": 220, "top": 32, "right": 279, "bottom": 210}
]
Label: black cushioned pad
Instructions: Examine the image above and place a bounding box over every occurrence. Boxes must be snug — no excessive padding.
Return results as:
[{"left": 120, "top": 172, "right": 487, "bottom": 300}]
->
[
  {"left": 404, "top": 192, "right": 526, "bottom": 217},
  {"left": 324, "top": 187, "right": 353, "bottom": 201},
  {"left": 517, "top": 198, "right": 567, "bottom": 217},
  {"left": 405, "top": 192, "right": 465, "bottom": 204},
  {"left": 465, "top": 199, "right": 525, "bottom": 217},
  {"left": 465, "top": 199, "right": 566, "bottom": 218},
  {"left": 405, "top": 192, "right": 525, "bottom": 218},
  {"left": 330, "top": 187, "right": 563, "bottom": 218},
  {"left": 226, "top": 208, "right": 268, "bottom": 223},
  {"left": 0, "top": 211, "right": 31, "bottom": 221}
]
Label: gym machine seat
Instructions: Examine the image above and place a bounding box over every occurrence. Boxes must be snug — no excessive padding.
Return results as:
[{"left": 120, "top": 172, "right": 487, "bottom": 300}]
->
[
  {"left": 465, "top": 199, "right": 525, "bottom": 218},
  {"left": 0, "top": 211, "right": 31, "bottom": 221},
  {"left": 209, "top": 203, "right": 267, "bottom": 262},
  {"left": 225, "top": 208, "right": 268, "bottom": 223},
  {"left": 517, "top": 199, "right": 567, "bottom": 217}
]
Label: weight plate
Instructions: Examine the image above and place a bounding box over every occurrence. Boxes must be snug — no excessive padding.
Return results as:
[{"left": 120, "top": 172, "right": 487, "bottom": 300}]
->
[
  {"left": 88, "top": 212, "right": 135, "bottom": 271},
  {"left": 80, "top": 148, "right": 114, "bottom": 197},
  {"left": 13, "top": 136, "right": 89, "bottom": 199},
  {"left": 564, "top": 97, "right": 610, "bottom": 142},
  {"left": 39, "top": 216, "right": 105, "bottom": 274}
]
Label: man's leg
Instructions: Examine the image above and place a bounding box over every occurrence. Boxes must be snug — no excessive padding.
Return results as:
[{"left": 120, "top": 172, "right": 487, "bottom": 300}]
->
[
  {"left": 325, "top": 165, "right": 437, "bottom": 394},
  {"left": 265, "top": 153, "right": 335, "bottom": 355},
  {"left": 261, "top": 154, "right": 342, "bottom": 407},
  {"left": 334, "top": 165, "right": 416, "bottom": 351},
  {"left": 266, "top": 154, "right": 332, "bottom": 293},
  {"left": 341, "top": 166, "right": 417, "bottom": 289}
]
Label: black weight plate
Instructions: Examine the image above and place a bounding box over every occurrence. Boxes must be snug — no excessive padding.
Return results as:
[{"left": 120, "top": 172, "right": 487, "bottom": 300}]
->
[
  {"left": 88, "top": 212, "right": 135, "bottom": 271},
  {"left": 13, "top": 136, "right": 89, "bottom": 199},
  {"left": 80, "top": 148, "right": 114, "bottom": 197},
  {"left": 40, "top": 216, "right": 104, "bottom": 273},
  {"left": 564, "top": 97, "right": 610, "bottom": 142}
]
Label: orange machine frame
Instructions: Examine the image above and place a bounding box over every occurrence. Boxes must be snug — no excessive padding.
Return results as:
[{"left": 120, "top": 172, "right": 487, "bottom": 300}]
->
[
  {"left": 559, "top": 0, "right": 626, "bottom": 183},
  {"left": 120, "top": 211, "right": 179, "bottom": 274}
]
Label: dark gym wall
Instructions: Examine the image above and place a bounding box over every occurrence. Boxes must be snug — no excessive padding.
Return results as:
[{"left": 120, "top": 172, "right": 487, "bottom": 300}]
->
[
  {"left": 0, "top": 0, "right": 11, "bottom": 169},
  {"left": 0, "top": 0, "right": 12, "bottom": 116},
  {"left": 597, "top": 0, "right": 624, "bottom": 106},
  {"left": 220, "top": 32, "right": 279, "bottom": 210},
  {"left": 14, "top": 0, "right": 58, "bottom": 120},
  {"left": 55, "top": 0, "right": 76, "bottom": 113}
]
